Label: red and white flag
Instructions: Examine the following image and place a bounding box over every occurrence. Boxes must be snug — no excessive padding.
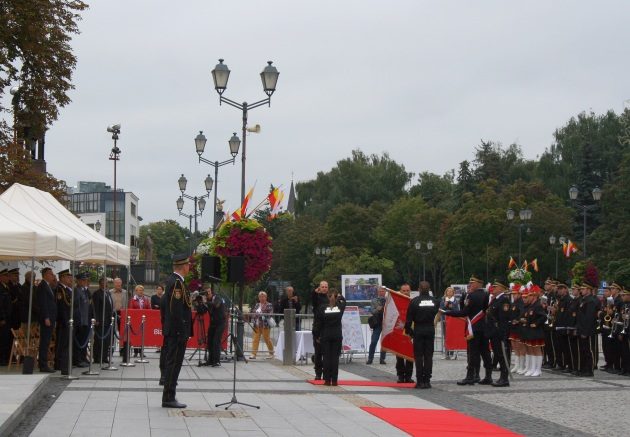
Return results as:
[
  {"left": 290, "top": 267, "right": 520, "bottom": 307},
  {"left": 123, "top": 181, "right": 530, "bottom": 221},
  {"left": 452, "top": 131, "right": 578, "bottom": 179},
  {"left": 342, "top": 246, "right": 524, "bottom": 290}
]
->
[
  {"left": 380, "top": 290, "right": 414, "bottom": 362},
  {"left": 563, "top": 240, "right": 578, "bottom": 258}
]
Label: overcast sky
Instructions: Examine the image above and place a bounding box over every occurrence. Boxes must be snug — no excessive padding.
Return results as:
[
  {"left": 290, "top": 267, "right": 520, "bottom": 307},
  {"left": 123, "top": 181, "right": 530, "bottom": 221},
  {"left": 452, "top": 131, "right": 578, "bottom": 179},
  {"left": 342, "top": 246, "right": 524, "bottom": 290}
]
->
[{"left": 24, "top": 0, "right": 630, "bottom": 228}]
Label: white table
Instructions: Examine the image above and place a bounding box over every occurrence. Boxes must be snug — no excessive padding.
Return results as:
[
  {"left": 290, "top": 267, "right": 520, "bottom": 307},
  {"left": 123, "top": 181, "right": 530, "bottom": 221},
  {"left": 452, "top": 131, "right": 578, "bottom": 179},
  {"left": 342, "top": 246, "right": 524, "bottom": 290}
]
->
[{"left": 275, "top": 330, "right": 314, "bottom": 363}]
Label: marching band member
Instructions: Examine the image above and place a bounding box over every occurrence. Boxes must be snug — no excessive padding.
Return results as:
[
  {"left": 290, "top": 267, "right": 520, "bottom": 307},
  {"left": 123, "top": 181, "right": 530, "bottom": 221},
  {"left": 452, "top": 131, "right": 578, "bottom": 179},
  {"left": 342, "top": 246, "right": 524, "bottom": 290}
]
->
[{"left": 519, "top": 285, "right": 545, "bottom": 377}]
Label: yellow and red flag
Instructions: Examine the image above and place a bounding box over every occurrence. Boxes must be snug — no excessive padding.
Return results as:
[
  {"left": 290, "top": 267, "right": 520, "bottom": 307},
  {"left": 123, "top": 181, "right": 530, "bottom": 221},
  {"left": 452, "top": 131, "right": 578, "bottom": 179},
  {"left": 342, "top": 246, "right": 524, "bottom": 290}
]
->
[
  {"left": 508, "top": 257, "right": 517, "bottom": 269},
  {"left": 530, "top": 258, "right": 539, "bottom": 272},
  {"left": 268, "top": 188, "right": 285, "bottom": 219},
  {"left": 563, "top": 240, "right": 578, "bottom": 258},
  {"left": 522, "top": 260, "right": 529, "bottom": 271}
]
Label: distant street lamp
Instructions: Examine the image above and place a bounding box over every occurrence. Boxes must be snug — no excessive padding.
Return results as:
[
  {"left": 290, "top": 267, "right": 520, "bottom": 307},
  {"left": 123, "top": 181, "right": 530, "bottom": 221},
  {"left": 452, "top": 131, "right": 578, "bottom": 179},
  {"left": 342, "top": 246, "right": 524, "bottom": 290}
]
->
[
  {"left": 314, "top": 246, "right": 332, "bottom": 270},
  {"left": 506, "top": 208, "right": 532, "bottom": 265},
  {"left": 414, "top": 241, "right": 433, "bottom": 284},
  {"left": 549, "top": 235, "right": 566, "bottom": 279},
  {"left": 177, "top": 174, "right": 211, "bottom": 252},
  {"left": 95, "top": 220, "right": 102, "bottom": 233},
  {"left": 195, "top": 131, "right": 240, "bottom": 234},
  {"left": 568, "top": 185, "right": 602, "bottom": 258},
  {"left": 107, "top": 124, "right": 121, "bottom": 244}
]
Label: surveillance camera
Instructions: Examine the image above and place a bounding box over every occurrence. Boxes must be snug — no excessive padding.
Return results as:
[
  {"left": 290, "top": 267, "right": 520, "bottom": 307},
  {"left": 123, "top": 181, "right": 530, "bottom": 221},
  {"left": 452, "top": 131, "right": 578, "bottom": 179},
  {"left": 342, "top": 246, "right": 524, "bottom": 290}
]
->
[{"left": 107, "top": 124, "right": 121, "bottom": 133}]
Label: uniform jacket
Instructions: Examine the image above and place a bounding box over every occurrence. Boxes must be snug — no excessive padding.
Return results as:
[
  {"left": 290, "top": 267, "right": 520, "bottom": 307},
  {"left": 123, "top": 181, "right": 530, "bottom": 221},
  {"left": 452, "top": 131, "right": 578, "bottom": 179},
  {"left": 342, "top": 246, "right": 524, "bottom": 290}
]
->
[
  {"left": 521, "top": 299, "right": 546, "bottom": 341},
  {"left": 56, "top": 285, "right": 72, "bottom": 328},
  {"left": 162, "top": 272, "right": 192, "bottom": 339},
  {"left": 576, "top": 294, "right": 598, "bottom": 337},
  {"left": 36, "top": 280, "right": 57, "bottom": 323},
  {"left": 447, "top": 288, "right": 489, "bottom": 333},
  {"left": 311, "top": 291, "right": 329, "bottom": 337},
  {"left": 554, "top": 294, "right": 571, "bottom": 330},
  {"left": 319, "top": 296, "right": 346, "bottom": 341},
  {"left": 484, "top": 293, "right": 512, "bottom": 339},
  {"left": 73, "top": 286, "right": 90, "bottom": 327},
  {"left": 92, "top": 288, "right": 114, "bottom": 326},
  {"left": 0, "top": 284, "right": 11, "bottom": 326},
  {"left": 405, "top": 293, "right": 439, "bottom": 335},
  {"left": 566, "top": 296, "right": 581, "bottom": 331}
]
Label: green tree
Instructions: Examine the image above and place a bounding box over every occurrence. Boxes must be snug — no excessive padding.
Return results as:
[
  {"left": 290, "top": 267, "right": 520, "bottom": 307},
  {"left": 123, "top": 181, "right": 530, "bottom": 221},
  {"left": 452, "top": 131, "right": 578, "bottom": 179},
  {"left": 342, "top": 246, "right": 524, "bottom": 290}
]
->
[
  {"left": 139, "top": 220, "right": 191, "bottom": 276},
  {"left": 324, "top": 203, "right": 379, "bottom": 253},
  {"left": 313, "top": 247, "right": 395, "bottom": 291},
  {"left": 295, "top": 149, "right": 412, "bottom": 219},
  {"left": 409, "top": 171, "right": 456, "bottom": 210}
]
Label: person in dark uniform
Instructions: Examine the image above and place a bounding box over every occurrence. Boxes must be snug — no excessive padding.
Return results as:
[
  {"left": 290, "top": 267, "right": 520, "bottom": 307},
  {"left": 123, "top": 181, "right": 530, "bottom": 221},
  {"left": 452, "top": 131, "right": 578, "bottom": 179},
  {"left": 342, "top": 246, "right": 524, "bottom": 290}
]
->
[
  {"left": 37, "top": 268, "right": 57, "bottom": 372},
  {"left": 396, "top": 283, "right": 415, "bottom": 383},
  {"left": 609, "top": 283, "right": 624, "bottom": 373},
  {"left": 509, "top": 284, "right": 526, "bottom": 373},
  {"left": 444, "top": 275, "right": 492, "bottom": 386},
  {"left": 554, "top": 282, "right": 572, "bottom": 372},
  {"left": 92, "top": 278, "right": 113, "bottom": 364},
  {"left": 161, "top": 254, "right": 192, "bottom": 409},
  {"left": 541, "top": 279, "right": 558, "bottom": 369},
  {"left": 576, "top": 282, "right": 598, "bottom": 377},
  {"left": 7, "top": 268, "right": 22, "bottom": 331},
  {"left": 73, "top": 273, "right": 90, "bottom": 367},
  {"left": 566, "top": 285, "right": 581, "bottom": 374},
  {"left": 206, "top": 286, "right": 225, "bottom": 367},
  {"left": 520, "top": 285, "right": 546, "bottom": 377},
  {"left": 0, "top": 269, "right": 12, "bottom": 366},
  {"left": 311, "top": 281, "right": 330, "bottom": 380},
  {"left": 159, "top": 289, "right": 168, "bottom": 385},
  {"left": 618, "top": 287, "right": 630, "bottom": 376},
  {"left": 405, "top": 281, "right": 439, "bottom": 388},
  {"left": 367, "top": 286, "right": 387, "bottom": 365},
  {"left": 55, "top": 269, "right": 73, "bottom": 375},
  {"left": 484, "top": 280, "right": 513, "bottom": 387},
  {"left": 151, "top": 285, "right": 164, "bottom": 353},
  {"left": 319, "top": 288, "right": 346, "bottom": 386},
  {"left": 20, "top": 270, "right": 38, "bottom": 330}
]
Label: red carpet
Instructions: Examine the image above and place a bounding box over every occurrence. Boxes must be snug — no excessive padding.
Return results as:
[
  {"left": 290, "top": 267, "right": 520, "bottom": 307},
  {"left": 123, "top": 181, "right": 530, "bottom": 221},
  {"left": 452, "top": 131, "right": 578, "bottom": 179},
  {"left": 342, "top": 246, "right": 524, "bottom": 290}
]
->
[
  {"left": 361, "top": 407, "right": 523, "bottom": 437},
  {"left": 307, "top": 379, "right": 415, "bottom": 388}
]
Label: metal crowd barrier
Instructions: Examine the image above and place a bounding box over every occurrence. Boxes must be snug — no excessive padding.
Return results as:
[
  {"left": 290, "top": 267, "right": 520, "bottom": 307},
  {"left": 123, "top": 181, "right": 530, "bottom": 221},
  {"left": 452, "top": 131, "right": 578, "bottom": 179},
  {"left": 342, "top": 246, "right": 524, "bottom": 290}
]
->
[{"left": 239, "top": 313, "right": 314, "bottom": 355}]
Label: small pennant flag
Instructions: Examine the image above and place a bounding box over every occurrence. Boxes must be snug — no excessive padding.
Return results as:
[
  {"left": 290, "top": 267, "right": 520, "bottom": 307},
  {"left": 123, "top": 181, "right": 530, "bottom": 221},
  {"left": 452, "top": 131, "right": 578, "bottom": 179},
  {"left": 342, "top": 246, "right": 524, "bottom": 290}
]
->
[
  {"left": 522, "top": 260, "right": 529, "bottom": 271},
  {"left": 530, "top": 258, "right": 539, "bottom": 272},
  {"left": 508, "top": 257, "right": 517, "bottom": 269},
  {"left": 563, "top": 240, "right": 578, "bottom": 258}
]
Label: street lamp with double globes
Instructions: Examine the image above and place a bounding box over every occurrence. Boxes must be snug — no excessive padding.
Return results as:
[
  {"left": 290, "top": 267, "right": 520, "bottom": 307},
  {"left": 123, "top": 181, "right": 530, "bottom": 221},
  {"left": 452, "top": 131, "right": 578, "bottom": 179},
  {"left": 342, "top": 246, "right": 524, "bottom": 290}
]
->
[
  {"left": 549, "top": 235, "right": 567, "bottom": 279},
  {"left": 568, "top": 185, "right": 602, "bottom": 257},
  {"left": 314, "top": 246, "right": 332, "bottom": 270},
  {"left": 195, "top": 131, "right": 241, "bottom": 234},
  {"left": 176, "top": 174, "right": 211, "bottom": 252},
  {"left": 210, "top": 59, "right": 279, "bottom": 205},
  {"left": 414, "top": 241, "right": 433, "bottom": 284},
  {"left": 506, "top": 207, "right": 532, "bottom": 265}
]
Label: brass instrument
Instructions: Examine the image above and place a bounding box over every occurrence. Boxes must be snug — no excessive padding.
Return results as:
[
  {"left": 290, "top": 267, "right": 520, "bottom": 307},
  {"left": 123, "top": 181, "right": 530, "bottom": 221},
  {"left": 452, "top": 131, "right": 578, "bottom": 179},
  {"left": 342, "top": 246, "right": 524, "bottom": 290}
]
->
[
  {"left": 611, "top": 311, "right": 624, "bottom": 337},
  {"left": 622, "top": 308, "right": 630, "bottom": 335},
  {"left": 545, "top": 301, "right": 557, "bottom": 328}
]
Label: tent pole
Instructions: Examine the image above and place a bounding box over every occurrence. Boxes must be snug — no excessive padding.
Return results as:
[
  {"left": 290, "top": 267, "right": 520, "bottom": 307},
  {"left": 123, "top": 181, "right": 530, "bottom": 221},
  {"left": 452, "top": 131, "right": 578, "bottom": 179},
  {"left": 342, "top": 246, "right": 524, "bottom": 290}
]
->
[{"left": 66, "top": 262, "right": 78, "bottom": 380}]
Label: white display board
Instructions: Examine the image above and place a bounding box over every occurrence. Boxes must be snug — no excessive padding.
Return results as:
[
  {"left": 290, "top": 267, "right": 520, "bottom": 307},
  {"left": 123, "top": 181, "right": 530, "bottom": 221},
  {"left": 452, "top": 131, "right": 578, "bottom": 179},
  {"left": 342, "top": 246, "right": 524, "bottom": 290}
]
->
[{"left": 342, "top": 306, "right": 365, "bottom": 352}]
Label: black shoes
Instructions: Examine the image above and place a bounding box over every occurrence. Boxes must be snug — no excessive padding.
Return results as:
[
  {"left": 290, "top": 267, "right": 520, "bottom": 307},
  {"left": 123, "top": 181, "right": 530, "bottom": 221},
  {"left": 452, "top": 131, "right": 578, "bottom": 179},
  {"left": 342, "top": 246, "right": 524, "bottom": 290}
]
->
[
  {"left": 332, "top": 380, "right": 338, "bottom": 386},
  {"left": 162, "top": 400, "right": 186, "bottom": 408},
  {"left": 380, "top": 359, "right": 387, "bottom": 365},
  {"left": 211, "top": 363, "right": 221, "bottom": 367},
  {"left": 491, "top": 379, "right": 509, "bottom": 387},
  {"left": 415, "top": 381, "right": 431, "bottom": 389},
  {"left": 39, "top": 367, "right": 55, "bottom": 373},
  {"left": 456, "top": 378, "right": 474, "bottom": 386},
  {"left": 323, "top": 380, "right": 331, "bottom": 386},
  {"left": 366, "top": 359, "right": 373, "bottom": 365}
]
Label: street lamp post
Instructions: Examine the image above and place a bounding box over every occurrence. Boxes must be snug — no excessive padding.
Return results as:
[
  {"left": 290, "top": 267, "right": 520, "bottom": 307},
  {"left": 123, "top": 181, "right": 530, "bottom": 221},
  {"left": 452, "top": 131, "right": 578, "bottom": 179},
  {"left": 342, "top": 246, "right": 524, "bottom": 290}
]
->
[
  {"left": 95, "top": 220, "right": 102, "bottom": 233},
  {"left": 414, "top": 241, "right": 433, "bottom": 284},
  {"left": 568, "top": 185, "right": 602, "bottom": 258},
  {"left": 506, "top": 208, "right": 532, "bottom": 265},
  {"left": 195, "top": 131, "right": 241, "bottom": 234},
  {"left": 107, "top": 124, "right": 121, "bottom": 244},
  {"left": 210, "top": 59, "right": 279, "bottom": 205},
  {"left": 314, "top": 246, "right": 332, "bottom": 270},
  {"left": 549, "top": 235, "right": 566, "bottom": 279},
  {"left": 176, "top": 174, "right": 212, "bottom": 252}
]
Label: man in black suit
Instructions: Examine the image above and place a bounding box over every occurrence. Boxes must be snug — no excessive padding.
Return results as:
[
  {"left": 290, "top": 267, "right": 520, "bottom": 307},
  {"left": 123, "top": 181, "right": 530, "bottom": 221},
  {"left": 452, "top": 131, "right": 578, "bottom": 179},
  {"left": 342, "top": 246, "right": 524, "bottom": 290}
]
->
[
  {"left": 37, "top": 268, "right": 57, "bottom": 372},
  {"left": 55, "top": 269, "right": 73, "bottom": 375},
  {"left": 161, "top": 254, "right": 192, "bottom": 409},
  {"left": 92, "top": 278, "right": 113, "bottom": 364},
  {"left": 0, "top": 269, "right": 12, "bottom": 366},
  {"left": 443, "top": 275, "right": 492, "bottom": 385}
]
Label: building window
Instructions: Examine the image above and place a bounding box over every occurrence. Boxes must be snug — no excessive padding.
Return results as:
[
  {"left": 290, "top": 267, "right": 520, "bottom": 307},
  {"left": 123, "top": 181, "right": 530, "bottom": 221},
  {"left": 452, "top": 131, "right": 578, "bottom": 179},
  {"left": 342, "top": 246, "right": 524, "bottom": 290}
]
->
[{"left": 131, "top": 202, "right": 137, "bottom": 218}]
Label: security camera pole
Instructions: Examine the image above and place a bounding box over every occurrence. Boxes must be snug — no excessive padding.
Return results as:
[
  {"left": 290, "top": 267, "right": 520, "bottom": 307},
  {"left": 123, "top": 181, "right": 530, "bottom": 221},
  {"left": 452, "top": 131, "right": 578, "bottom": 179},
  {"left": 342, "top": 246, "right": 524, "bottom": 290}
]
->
[
  {"left": 108, "top": 124, "right": 121, "bottom": 274},
  {"left": 210, "top": 59, "right": 279, "bottom": 356}
]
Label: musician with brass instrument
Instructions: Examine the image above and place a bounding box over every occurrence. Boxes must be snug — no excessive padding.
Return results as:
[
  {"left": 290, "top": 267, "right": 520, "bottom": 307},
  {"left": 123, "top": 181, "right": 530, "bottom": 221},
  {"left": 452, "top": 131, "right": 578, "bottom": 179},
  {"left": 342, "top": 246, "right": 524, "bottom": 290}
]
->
[
  {"left": 599, "top": 296, "right": 617, "bottom": 372},
  {"left": 575, "top": 282, "right": 598, "bottom": 377},
  {"left": 566, "top": 285, "right": 581, "bottom": 375},
  {"left": 608, "top": 283, "right": 624, "bottom": 373},
  {"left": 541, "top": 279, "right": 558, "bottom": 369},
  {"left": 618, "top": 287, "right": 630, "bottom": 376},
  {"left": 554, "top": 282, "right": 572, "bottom": 372}
]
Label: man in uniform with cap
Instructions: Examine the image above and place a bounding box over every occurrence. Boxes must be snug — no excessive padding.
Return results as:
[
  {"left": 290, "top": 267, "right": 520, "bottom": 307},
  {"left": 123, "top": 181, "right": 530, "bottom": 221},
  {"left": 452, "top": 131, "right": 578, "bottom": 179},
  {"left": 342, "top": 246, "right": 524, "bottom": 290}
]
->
[
  {"left": 554, "top": 282, "right": 571, "bottom": 372},
  {"left": 606, "top": 282, "right": 624, "bottom": 373},
  {"left": 37, "top": 268, "right": 57, "bottom": 372},
  {"left": 55, "top": 269, "right": 73, "bottom": 375},
  {"left": 617, "top": 287, "right": 630, "bottom": 376},
  {"left": 92, "top": 278, "right": 114, "bottom": 364},
  {"left": 575, "top": 282, "right": 598, "bottom": 376},
  {"left": 444, "top": 275, "right": 492, "bottom": 385},
  {"left": 161, "top": 254, "right": 192, "bottom": 408},
  {"left": 0, "top": 269, "right": 12, "bottom": 365},
  {"left": 484, "top": 280, "right": 513, "bottom": 387},
  {"left": 73, "top": 273, "right": 91, "bottom": 367},
  {"left": 566, "top": 284, "right": 581, "bottom": 374}
]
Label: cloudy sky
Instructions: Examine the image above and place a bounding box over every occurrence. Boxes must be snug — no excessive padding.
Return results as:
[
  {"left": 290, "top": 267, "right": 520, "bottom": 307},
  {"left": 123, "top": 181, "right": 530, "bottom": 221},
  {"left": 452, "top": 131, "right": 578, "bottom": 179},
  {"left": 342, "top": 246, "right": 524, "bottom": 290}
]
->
[{"left": 28, "top": 1, "right": 630, "bottom": 228}]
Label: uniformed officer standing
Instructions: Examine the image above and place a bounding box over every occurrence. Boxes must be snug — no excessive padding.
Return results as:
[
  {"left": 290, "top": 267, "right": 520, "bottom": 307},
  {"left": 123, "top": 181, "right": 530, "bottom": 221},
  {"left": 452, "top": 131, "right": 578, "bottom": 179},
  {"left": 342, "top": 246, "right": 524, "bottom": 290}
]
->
[
  {"left": 37, "top": 268, "right": 57, "bottom": 372},
  {"left": 0, "top": 269, "right": 12, "bottom": 366},
  {"left": 7, "top": 268, "right": 22, "bottom": 331},
  {"left": 484, "top": 280, "right": 513, "bottom": 387},
  {"left": 55, "top": 269, "right": 73, "bottom": 375},
  {"left": 618, "top": 288, "right": 630, "bottom": 376},
  {"left": 444, "top": 275, "right": 492, "bottom": 385},
  {"left": 576, "top": 282, "right": 598, "bottom": 377},
  {"left": 73, "top": 273, "right": 90, "bottom": 367},
  {"left": 554, "top": 282, "right": 572, "bottom": 372},
  {"left": 311, "top": 281, "right": 330, "bottom": 380},
  {"left": 162, "top": 254, "right": 192, "bottom": 409},
  {"left": 405, "top": 281, "right": 439, "bottom": 388},
  {"left": 92, "top": 278, "right": 113, "bottom": 364},
  {"left": 566, "top": 285, "right": 581, "bottom": 374}
]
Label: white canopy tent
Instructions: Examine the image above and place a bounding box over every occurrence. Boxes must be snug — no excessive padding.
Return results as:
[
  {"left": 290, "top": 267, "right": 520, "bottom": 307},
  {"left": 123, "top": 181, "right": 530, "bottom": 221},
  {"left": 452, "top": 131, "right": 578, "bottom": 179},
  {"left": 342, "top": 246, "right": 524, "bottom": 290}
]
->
[{"left": 0, "top": 183, "right": 129, "bottom": 265}]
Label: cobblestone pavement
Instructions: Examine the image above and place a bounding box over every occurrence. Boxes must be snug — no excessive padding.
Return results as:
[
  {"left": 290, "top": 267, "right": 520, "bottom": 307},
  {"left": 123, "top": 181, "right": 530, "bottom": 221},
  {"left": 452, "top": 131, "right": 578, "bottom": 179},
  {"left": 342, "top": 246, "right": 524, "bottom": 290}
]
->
[{"left": 9, "top": 348, "right": 629, "bottom": 436}]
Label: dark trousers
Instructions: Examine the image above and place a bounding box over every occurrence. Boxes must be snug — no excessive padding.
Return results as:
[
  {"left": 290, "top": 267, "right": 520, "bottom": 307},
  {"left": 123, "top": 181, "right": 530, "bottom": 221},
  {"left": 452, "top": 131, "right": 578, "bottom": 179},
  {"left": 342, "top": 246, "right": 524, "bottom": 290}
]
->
[
  {"left": 162, "top": 335, "right": 187, "bottom": 402},
  {"left": 543, "top": 328, "right": 556, "bottom": 366},
  {"left": 412, "top": 332, "right": 434, "bottom": 382},
  {"left": 313, "top": 334, "right": 323, "bottom": 377},
  {"left": 159, "top": 335, "right": 168, "bottom": 380},
  {"left": 38, "top": 322, "right": 54, "bottom": 369},
  {"left": 590, "top": 334, "right": 598, "bottom": 368},
  {"left": 74, "top": 325, "right": 89, "bottom": 364},
  {"left": 620, "top": 336, "right": 630, "bottom": 372},
  {"left": 395, "top": 356, "right": 413, "bottom": 380},
  {"left": 557, "top": 333, "right": 572, "bottom": 370},
  {"left": 609, "top": 336, "right": 621, "bottom": 370},
  {"left": 552, "top": 330, "right": 562, "bottom": 368},
  {"left": 601, "top": 332, "right": 612, "bottom": 367},
  {"left": 568, "top": 333, "right": 579, "bottom": 371},
  {"left": 578, "top": 335, "right": 594, "bottom": 373},
  {"left": 368, "top": 325, "right": 386, "bottom": 362},
  {"left": 93, "top": 322, "right": 111, "bottom": 363},
  {"left": 321, "top": 337, "right": 342, "bottom": 382},
  {"left": 207, "top": 323, "right": 224, "bottom": 365},
  {"left": 490, "top": 336, "right": 508, "bottom": 377},
  {"left": 0, "top": 325, "right": 12, "bottom": 364},
  {"left": 468, "top": 331, "right": 492, "bottom": 372},
  {"left": 56, "top": 325, "right": 69, "bottom": 372}
]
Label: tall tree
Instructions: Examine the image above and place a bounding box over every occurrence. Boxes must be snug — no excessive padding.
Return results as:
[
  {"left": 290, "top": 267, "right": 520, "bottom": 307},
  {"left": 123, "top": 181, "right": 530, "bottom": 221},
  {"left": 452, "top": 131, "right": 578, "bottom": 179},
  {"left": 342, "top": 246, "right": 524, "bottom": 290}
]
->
[{"left": 139, "top": 220, "right": 191, "bottom": 277}]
